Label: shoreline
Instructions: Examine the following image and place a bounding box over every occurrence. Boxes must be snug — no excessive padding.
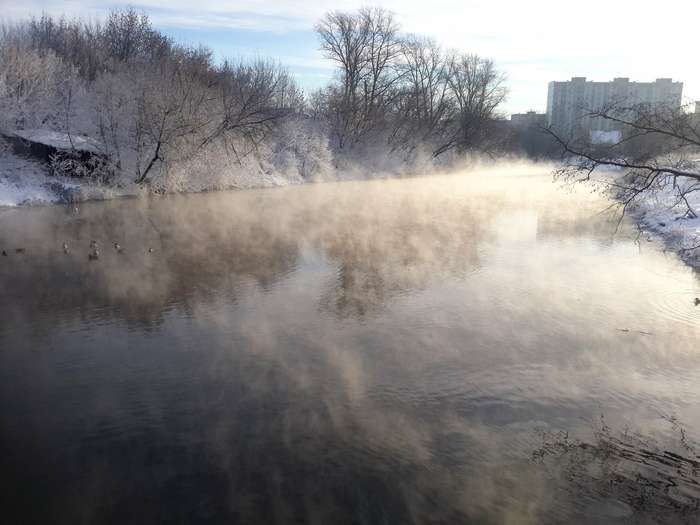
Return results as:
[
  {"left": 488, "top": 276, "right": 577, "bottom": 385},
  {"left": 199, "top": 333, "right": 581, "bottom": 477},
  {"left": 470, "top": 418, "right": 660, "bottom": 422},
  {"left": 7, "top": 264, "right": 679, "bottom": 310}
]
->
[
  {"left": 4, "top": 150, "right": 699, "bottom": 271},
  {"left": 631, "top": 200, "right": 700, "bottom": 270},
  {"left": 601, "top": 165, "right": 700, "bottom": 271},
  {"left": 0, "top": 145, "right": 309, "bottom": 208}
]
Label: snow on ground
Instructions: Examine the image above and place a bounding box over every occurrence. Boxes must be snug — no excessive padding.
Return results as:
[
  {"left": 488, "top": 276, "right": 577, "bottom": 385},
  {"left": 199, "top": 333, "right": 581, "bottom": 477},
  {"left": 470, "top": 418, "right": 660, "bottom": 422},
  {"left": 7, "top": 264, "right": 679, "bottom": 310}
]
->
[
  {"left": 0, "top": 139, "right": 306, "bottom": 207},
  {"left": 629, "top": 182, "right": 700, "bottom": 268},
  {"left": 0, "top": 140, "right": 125, "bottom": 206},
  {"left": 0, "top": 141, "right": 60, "bottom": 206},
  {"left": 590, "top": 161, "right": 700, "bottom": 268},
  {"left": 10, "top": 129, "right": 103, "bottom": 154}
]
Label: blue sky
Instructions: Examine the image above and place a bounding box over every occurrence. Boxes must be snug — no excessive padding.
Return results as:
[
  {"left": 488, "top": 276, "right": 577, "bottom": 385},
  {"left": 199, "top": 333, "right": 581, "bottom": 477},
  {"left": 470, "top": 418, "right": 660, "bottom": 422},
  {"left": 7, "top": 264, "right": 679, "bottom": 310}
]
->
[
  {"left": 2, "top": 0, "right": 699, "bottom": 115},
  {"left": 162, "top": 27, "right": 332, "bottom": 92}
]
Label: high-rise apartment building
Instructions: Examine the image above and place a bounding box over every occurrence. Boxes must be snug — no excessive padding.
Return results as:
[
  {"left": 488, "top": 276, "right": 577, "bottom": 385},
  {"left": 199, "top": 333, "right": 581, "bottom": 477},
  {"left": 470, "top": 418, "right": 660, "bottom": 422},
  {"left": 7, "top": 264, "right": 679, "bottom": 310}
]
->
[{"left": 546, "top": 77, "right": 683, "bottom": 137}]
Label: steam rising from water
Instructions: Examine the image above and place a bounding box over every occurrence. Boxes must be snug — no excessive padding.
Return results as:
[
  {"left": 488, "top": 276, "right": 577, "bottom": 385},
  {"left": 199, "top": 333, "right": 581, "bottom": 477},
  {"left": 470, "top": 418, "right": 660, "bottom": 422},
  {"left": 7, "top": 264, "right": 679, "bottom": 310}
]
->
[{"left": 1, "top": 165, "right": 700, "bottom": 523}]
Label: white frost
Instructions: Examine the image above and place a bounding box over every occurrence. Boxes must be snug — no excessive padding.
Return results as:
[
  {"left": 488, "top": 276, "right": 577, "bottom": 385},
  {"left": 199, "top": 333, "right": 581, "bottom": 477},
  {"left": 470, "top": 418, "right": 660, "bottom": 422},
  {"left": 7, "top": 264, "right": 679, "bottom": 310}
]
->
[
  {"left": 631, "top": 183, "right": 700, "bottom": 266},
  {"left": 0, "top": 142, "right": 56, "bottom": 206},
  {"left": 10, "top": 129, "right": 103, "bottom": 154}
]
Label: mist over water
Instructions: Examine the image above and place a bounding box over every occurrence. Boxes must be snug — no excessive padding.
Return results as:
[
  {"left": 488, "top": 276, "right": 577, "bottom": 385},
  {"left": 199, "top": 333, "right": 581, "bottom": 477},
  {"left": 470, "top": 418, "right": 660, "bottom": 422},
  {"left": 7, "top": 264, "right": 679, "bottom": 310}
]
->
[{"left": 2, "top": 166, "right": 700, "bottom": 524}]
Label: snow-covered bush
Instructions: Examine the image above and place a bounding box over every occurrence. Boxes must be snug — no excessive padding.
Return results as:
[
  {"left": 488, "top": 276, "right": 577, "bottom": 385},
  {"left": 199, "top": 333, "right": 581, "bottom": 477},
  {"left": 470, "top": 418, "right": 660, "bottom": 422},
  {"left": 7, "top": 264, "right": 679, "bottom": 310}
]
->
[
  {"left": 267, "top": 116, "right": 334, "bottom": 181},
  {"left": 48, "top": 152, "right": 113, "bottom": 183},
  {"left": 0, "top": 42, "right": 68, "bottom": 130}
]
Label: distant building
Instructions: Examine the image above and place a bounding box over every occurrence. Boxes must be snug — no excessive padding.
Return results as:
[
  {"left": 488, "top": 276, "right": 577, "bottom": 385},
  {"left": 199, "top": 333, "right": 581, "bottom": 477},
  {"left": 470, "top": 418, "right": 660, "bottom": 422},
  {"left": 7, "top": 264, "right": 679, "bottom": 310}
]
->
[
  {"left": 509, "top": 111, "right": 560, "bottom": 158},
  {"left": 546, "top": 77, "right": 683, "bottom": 138},
  {"left": 510, "top": 111, "right": 547, "bottom": 128},
  {"left": 691, "top": 101, "right": 700, "bottom": 126}
]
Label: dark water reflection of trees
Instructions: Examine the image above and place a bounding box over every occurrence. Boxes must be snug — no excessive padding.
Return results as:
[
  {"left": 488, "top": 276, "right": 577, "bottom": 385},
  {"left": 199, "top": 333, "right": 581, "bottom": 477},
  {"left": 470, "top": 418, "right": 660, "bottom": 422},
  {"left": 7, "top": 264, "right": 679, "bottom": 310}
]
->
[{"left": 0, "top": 180, "right": 501, "bottom": 327}]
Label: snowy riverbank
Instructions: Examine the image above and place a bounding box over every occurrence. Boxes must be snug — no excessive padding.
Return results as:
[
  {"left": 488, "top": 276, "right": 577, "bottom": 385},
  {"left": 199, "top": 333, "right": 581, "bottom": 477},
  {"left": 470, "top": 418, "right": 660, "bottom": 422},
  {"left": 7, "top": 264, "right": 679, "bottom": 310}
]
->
[
  {"left": 583, "top": 165, "right": 700, "bottom": 269},
  {"left": 628, "top": 183, "right": 700, "bottom": 269},
  {"left": 4, "top": 143, "right": 700, "bottom": 270},
  {"left": 0, "top": 141, "right": 310, "bottom": 207},
  {"left": 0, "top": 134, "right": 437, "bottom": 207},
  {"left": 0, "top": 140, "right": 128, "bottom": 206}
]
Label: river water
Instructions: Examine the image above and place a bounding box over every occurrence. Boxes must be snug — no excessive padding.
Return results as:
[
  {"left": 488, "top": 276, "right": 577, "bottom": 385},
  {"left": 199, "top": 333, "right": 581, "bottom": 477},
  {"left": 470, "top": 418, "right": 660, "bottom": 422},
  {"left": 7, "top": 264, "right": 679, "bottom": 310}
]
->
[{"left": 1, "top": 167, "right": 700, "bottom": 524}]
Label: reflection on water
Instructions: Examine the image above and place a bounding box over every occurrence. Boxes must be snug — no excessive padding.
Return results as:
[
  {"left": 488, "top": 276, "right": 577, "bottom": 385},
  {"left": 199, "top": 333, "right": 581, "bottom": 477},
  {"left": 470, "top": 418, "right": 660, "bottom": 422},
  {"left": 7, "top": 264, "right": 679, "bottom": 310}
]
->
[{"left": 1, "top": 168, "right": 700, "bottom": 524}]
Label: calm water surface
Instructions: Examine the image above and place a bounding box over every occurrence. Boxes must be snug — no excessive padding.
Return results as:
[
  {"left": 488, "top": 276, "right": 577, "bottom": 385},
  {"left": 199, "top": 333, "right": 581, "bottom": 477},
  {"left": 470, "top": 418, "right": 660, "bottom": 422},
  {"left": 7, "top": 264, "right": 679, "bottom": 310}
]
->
[{"left": 1, "top": 169, "right": 700, "bottom": 524}]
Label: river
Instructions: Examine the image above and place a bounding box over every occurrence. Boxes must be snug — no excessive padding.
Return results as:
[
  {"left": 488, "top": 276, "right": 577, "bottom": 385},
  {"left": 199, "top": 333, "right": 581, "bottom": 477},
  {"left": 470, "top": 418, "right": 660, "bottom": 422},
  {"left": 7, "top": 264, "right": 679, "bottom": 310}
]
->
[{"left": 1, "top": 167, "right": 700, "bottom": 524}]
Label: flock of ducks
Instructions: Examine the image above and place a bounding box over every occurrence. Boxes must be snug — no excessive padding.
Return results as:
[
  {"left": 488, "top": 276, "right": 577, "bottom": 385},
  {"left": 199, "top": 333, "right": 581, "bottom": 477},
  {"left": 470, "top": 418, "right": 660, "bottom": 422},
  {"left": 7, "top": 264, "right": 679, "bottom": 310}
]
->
[
  {"left": 3, "top": 238, "right": 700, "bottom": 307},
  {"left": 2, "top": 242, "right": 154, "bottom": 259},
  {"left": 81, "top": 240, "right": 154, "bottom": 260}
]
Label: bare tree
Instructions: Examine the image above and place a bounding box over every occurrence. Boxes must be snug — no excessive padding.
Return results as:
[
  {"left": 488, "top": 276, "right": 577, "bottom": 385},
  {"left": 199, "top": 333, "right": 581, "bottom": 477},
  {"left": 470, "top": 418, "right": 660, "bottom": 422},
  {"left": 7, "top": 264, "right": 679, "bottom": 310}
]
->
[
  {"left": 316, "top": 10, "right": 368, "bottom": 148},
  {"left": 432, "top": 53, "right": 507, "bottom": 157},
  {"left": 129, "top": 49, "right": 223, "bottom": 184},
  {"left": 315, "top": 7, "right": 401, "bottom": 149},
  {"left": 205, "top": 59, "right": 300, "bottom": 158},
  {"left": 391, "top": 35, "right": 451, "bottom": 154},
  {"left": 355, "top": 7, "right": 402, "bottom": 139},
  {"left": 103, "top": 9, "right": 170, "bottom": 64}
]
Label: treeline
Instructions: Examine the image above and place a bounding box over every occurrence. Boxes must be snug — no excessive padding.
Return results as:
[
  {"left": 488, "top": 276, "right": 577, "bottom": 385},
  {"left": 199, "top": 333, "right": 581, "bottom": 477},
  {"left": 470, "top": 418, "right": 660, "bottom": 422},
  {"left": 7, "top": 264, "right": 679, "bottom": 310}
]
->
[
  {"left": 0, "top": 10, "right": 313, "bottom": 191},
  {"left": 313, "top": 8, "right": 508, "bottom": 162},
  {"left": 0, "top": 8, "right": 521, "bottom": 191}
]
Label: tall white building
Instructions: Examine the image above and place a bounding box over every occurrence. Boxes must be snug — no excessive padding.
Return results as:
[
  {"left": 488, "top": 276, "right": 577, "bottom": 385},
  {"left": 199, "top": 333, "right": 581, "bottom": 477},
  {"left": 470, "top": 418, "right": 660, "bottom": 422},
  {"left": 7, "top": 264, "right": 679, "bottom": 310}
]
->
[{"left": 546, "top": 77, "right": 683, "bottom": 137}]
